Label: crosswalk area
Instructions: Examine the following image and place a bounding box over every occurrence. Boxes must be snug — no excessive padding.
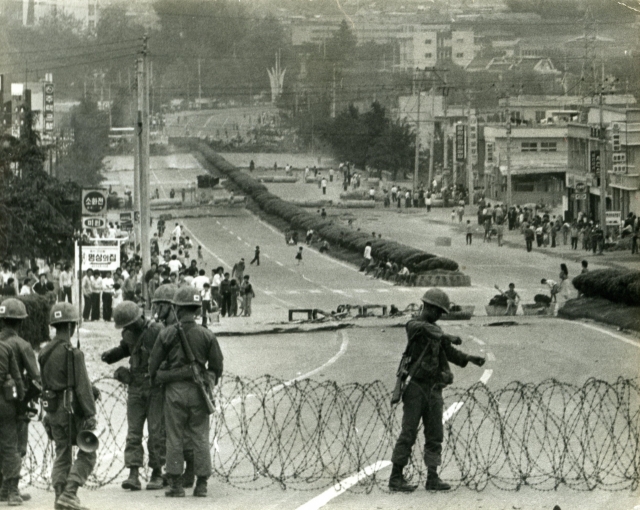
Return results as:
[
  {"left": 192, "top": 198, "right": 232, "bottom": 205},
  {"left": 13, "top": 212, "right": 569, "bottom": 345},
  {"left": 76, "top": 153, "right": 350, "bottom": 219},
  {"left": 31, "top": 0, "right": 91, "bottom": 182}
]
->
[{"left": 260, "top": 287, "right": 416, "bottom": 296}]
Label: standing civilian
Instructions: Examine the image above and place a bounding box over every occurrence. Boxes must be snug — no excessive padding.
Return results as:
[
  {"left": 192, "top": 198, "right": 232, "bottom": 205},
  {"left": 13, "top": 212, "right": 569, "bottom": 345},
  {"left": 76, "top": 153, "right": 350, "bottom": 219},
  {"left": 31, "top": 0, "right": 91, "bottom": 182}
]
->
[
  {"left": 59, "top": 265, "right": 73, "bottom": 303},
  {"left": 82, "top": 269, "right": 93, "bottom": 320}
]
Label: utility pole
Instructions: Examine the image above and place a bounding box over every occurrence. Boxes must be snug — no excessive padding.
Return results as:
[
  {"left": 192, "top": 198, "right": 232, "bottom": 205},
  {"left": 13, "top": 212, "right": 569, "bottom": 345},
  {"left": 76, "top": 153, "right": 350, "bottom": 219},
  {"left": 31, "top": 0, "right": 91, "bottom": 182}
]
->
[
  {"left": 331, "top": 64, "right": 336, "bottom": 118},
  {"left": 467, "top": 98, "right": 474, "bottom": 206},
  {"left": 505, "top": 94, "right": 512, "bottom": 207},
  {"left": 134, "top": 57, "right": 142, "bottom": 240},
  {"left": 140, "top": 35, "right": 151, "bottom": 309},
  {"left": 198, "top": 57, "right": 202, "bottom": 101},
  {"left": 598, "top": 88, "right": 607, "bottom": 228},
  {"left": 427, "top": 75, "right": 437, "bottom": 192},
  {"left": 413, "top": 74, "right": 421, "bottom": 193}
]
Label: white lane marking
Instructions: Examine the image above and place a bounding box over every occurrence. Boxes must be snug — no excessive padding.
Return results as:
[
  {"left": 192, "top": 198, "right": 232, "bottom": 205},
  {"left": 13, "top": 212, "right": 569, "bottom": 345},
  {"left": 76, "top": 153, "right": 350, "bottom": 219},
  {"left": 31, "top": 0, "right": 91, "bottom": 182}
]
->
[
  {"left": 287, "top": 290, "right": 300, "bottom": 295},
  {"left": 232, "top": 331, "right": 350, "bottom": 408},
  {"left": 487, "top": 352, "right": 496, "bottom": 362},
  {"left": 574, "top": 321, "right": 640, "bottom": 349},
  {"left": 229, "top": 231, "right": 234, "bottom": 235},
  {"left": 308, "top": 290, "right": 322, "bottom": 294},
  {"left": 184, "top": 224, "right": 293, "bottom": 307},
  {"left": 183, "top": 226, "right": 230, "bottom": 268},
  {"left": 295, "top": 461, "right": 392, "bottom": 510},
  {"left": 353, "top": 289, "right": 367, "bottom": 293},
  {"left": 298, "top": 398, "right": 463, "bottom": 510},
  {"left": 442, "top": 402, "right": 464, "bottom": 422},
  {"left": 469, "top": 335, "right": 485, "bottom": 346},
  {"left": 479, "top": 369, "right": 493, "bottom": 385},
  {"left": 245, "top": 242, "right": 251, "bottom": 247},
  {"left": 250, "top": 214, "right": 362, "bottom": 273},
  {"left": 397, "top": 287, "right": 413, "bottom": 292},
  {"left": 216, "top": 221, "right": 220, "bottom": 225},
  {"left": 331, "top": 289, "right": 347, "bottom": 295},
  {"left": 263, "top": 253, "right": 271, "bottom": 258},
  {"left": 375, "top": 289, "right": 390, "bottom": 293},
  {"left": 237, "top": 236, "right": 242, "bottom": 241},
  {"left": 275, "top": 261, "right": 284, "bottom": 267},
  {"left": 263, "top": 291, "right": 274, "bottom": 295},
  {"left": 150, "top": 169, "right": 169, "bottom": 198}
]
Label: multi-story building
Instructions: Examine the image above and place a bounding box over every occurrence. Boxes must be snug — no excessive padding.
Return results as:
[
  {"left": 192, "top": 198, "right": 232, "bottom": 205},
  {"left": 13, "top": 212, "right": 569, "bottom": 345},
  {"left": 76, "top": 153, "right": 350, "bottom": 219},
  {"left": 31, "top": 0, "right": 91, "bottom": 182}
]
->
[
  {"left": 21, "top": 0, "right": 99, "bottom": 30},
  {"left": 397, "top": 27, "right": 475, "bottom": 70},
  {"left": 565, "top": 108, "right": 640, "bottom": 223},
  {"left": 484, "top": 124, "right": 569, "bottom": 207},
  {"left": 498, "top": 95, "right": 637, "bottom": 125},
  {"left": 0, "top": 75, "right": 55, "bottom": 139}
]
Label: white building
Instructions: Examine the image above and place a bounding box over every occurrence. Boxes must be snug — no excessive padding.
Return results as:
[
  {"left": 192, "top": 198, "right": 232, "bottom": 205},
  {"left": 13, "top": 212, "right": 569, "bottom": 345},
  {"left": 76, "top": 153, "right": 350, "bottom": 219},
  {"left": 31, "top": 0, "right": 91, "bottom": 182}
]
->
[{"left": 22, "top": 0, "right": 99, "bottom": 30}]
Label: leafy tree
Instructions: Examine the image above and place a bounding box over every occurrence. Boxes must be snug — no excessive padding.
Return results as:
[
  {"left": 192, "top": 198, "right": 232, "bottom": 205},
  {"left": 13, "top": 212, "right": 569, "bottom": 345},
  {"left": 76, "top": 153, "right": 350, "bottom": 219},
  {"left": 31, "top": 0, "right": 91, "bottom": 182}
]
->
[
  {"left": 318, "top": 101, "right": 415, "bottom": 177},
  {"left": 56, "top": 98, "right": 108, "bottom": 186},
  {"left": 366, "top": 120, "right": 415, "bottom": 180},
  {"left": 0, "top": 109, "right": 80, "bottom": 260}
]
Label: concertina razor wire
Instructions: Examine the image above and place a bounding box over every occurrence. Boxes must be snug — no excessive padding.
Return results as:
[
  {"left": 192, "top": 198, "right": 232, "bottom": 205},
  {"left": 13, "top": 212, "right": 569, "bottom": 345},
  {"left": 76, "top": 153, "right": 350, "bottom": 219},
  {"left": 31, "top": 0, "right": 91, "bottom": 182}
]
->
[{"left": 21, "top": 375, "right": 640, "bottom": 493}]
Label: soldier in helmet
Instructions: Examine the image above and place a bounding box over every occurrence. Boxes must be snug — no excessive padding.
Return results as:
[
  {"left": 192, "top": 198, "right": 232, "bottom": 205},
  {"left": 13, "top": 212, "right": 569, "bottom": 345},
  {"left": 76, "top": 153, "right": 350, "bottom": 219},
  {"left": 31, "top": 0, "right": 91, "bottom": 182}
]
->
[
  {"left": 0, "top": 298, "right": 39, "bottom": 504},
  {"left": 148, "top": 287, "right": 223, "bottom": 498},
  {"left": 100, "top": 301, "right": 164, "bottom": 491},
  {"left": 150, "top": 285, "right": 197, "bottom": 489},
  {"left": 389, "top": 289, "right": 485, "bottom": 493},
  {"left": 39, "top": 302, "right": 97, "bottom": 510},
  {"left": 0, "top": 300, "right": 25, "bottom": 506}
]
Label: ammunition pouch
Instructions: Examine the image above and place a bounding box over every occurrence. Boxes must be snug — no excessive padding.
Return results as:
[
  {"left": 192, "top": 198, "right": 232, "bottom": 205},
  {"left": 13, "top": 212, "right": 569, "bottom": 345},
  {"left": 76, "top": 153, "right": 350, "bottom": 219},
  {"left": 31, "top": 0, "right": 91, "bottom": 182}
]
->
[
  {"left": 113, "top": 366, "right": 132, "bottom": 385},
  {"left": 42, "top": 390, "right": 60, "bottom": 413},
  {"left": 154, "top": 365, "right": 193, "bottom": 385}
]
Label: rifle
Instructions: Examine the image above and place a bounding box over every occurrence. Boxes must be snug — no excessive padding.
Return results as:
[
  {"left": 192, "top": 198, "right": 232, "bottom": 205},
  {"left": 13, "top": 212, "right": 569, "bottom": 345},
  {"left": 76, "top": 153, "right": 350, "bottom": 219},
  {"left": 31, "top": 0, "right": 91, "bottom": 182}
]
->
[
  {"left": 63, "top": 346, "right": 76, "bottom": 446},
  {"left": 171, "top": 307, "right": 216, "bottom": 415},
  {"left": 390, "top": 341, "right": 432, "bottom": 406}
]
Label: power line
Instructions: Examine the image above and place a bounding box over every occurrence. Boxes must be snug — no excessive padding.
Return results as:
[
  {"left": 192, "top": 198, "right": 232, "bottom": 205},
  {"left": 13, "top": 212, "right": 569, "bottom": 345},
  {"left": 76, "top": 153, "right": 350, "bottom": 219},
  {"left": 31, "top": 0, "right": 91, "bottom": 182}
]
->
[{"left": 0, "top": 38, "right": 142, "bottom": 56}]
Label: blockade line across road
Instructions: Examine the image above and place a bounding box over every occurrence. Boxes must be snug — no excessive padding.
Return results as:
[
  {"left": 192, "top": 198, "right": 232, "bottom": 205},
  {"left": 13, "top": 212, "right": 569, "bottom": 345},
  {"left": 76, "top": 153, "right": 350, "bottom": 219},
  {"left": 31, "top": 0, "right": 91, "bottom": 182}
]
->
[{"left": 294, "top": 333, "right": 495, "bottom": 510}]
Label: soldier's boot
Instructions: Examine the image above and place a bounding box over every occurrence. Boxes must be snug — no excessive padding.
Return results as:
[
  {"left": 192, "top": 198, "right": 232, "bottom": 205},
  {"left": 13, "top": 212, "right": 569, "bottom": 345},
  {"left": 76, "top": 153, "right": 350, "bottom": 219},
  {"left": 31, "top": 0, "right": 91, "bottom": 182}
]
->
[
  {"left": 146, "top": 468, "right": 164, "bottom": 490},
  {"left": 1, "top": 487, "right": 31, "bottom": 503},
  {"left": 164, "top": 476, "right": 185, "bottom": 498},
  {"left": 54, "top": 484, "right": 66, "bottom": 510},
  {"left": 56, "top": 483, "right": 88, "bottom": 510},
  {"left": 193, "top": 477, "right": 207, "bottom": 498},
  {"left": 182, "top": 452, "right": 195, "bottom": 489},
  {"left": 425, "top": 467, "right": 451, "bottom": 491},
  {"left": 7, "top": 479, "right": 22, "bottom": 507},
  {"left": 388, "top": 464, "right": 417, "bottom": 493},
  {"left": 121, "top": 468, "right": 142, "bottom": 491}
]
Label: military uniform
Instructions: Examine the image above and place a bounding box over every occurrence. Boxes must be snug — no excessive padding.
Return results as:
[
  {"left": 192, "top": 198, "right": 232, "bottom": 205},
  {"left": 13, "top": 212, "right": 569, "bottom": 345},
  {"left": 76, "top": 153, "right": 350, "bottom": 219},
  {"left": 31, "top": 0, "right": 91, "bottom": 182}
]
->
[
  {"left": 0, "top": 328, "right": 40, "bottom": 458},
  {"left": 103, "top": 319, "right": 165, "bottom": 474},
  {"left": 148, "top": 318, "right": 223, "bottom": 487},
  {"left": 39, "top": 334, "right": 96, "bottom": 498},
  {"left": 0, "top": 340, "right": 24, "bottom": 505},
  {"left": 391, "top": 319, "right": 473, "bottom": 470}
]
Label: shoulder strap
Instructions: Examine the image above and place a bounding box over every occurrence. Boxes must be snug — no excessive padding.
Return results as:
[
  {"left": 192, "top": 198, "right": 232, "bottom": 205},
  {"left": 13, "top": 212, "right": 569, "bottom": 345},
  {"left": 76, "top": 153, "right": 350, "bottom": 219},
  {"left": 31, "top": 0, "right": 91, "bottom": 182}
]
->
[{"left": 39, "top": 341, "right": 61, "bottom": 374}]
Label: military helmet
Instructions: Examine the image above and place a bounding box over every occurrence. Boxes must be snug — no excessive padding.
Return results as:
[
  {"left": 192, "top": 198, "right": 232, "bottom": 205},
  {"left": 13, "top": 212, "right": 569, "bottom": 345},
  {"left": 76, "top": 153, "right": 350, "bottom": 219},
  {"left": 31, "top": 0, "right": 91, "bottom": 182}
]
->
[
  {"left": 420, "top": 288, "right": 450, "bottom": 314},
  {"left": 49, "top": 302, "right": 78, "bottom": 325},
  {"left": 172, "top": 286, "right": 202, "bottom": 307},
  {"left": 0, "top": 298, "right": 28, "bottom": 319},
  {"left": 152, "top": 283, "right": 178, "bottom": 304},
  {"left": 113, "top": 301, "right": 143, "bottom": 329}
]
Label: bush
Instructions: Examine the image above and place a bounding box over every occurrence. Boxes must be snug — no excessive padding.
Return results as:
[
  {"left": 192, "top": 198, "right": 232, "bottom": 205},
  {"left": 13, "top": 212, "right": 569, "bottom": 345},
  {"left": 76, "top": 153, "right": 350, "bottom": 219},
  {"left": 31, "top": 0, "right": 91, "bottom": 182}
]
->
[
  {"left": 180, "top": 139, "right": 464, "bottom": 277},
  {"left": 572, "top": 269, "right": 640, "bottom": 306}
]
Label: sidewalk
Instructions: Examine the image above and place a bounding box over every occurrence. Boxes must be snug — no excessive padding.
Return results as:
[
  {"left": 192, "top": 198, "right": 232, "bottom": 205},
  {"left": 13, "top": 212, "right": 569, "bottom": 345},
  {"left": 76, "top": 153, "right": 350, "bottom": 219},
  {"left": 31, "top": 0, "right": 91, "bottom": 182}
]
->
[{"left": 419, "top": 206, "right": 640, "bottom": 272}]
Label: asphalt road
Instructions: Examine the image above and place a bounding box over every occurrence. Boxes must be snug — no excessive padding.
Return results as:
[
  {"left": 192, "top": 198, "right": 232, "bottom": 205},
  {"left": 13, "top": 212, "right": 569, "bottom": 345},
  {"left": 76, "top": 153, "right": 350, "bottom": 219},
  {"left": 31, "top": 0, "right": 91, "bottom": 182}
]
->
[{"left": 67, "top": 152, "right": 640, "bottom": 510}]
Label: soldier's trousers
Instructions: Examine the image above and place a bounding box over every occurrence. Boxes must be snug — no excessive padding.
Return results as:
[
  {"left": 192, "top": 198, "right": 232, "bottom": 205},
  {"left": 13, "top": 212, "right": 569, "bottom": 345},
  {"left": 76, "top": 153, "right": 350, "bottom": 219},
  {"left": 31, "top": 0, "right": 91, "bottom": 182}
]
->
[
  {"left": 48, "top": 407, "right": 96, "bottom": 488},
  {"left": 164, "top": 382, "right": 211, "bottom": 478},
  {"left": 125, "top": 382, "right": 165, "bottom": 470},
  {"left": 0, "top": 396, "right": 21, "bottom": 480},
  {"left": 17, "top": 418, "right": 29, "bottom": 458},
  {"left": 391, "top": 382, "right": 444, "bottom": 468}
]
